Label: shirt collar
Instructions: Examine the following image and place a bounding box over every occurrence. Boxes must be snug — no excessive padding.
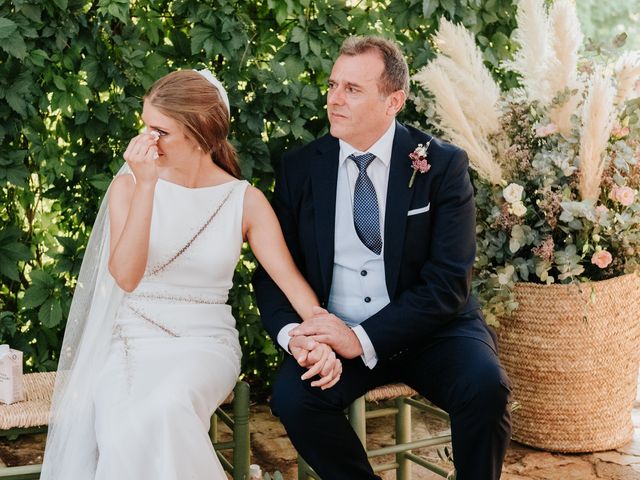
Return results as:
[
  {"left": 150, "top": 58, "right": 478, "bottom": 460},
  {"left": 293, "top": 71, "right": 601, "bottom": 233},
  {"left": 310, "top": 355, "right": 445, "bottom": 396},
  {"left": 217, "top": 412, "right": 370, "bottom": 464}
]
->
[{"left": 338, "top": 120, "right": 396, "bottom": 168}]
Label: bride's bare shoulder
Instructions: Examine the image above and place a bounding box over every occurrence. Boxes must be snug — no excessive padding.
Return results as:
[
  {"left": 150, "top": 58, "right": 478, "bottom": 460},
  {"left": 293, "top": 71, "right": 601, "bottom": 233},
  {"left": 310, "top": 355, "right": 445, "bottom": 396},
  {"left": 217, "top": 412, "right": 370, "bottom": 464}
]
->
[
  {"left": 110, "top": 173, "right": 136, "bottom": 195},
  {"left": 242, "top": 184, "right": 269, "bottom": 210},
  {"left": 241, "top": 185, "right": 276, "bottom": 236},
  {"left": 108, "top": 173, "right": 137, "bottom": 210}
]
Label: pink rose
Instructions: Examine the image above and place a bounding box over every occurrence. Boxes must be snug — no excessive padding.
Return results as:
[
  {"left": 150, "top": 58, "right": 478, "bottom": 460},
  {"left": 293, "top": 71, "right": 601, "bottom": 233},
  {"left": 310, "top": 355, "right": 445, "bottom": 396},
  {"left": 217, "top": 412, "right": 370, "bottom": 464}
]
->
[
  {"left": 591, "top": 250, "right": 613, "bottom": 269},
  {"left": 611, "top": 123, "right": 630, "bottom": 139},
  {"left": 595, "top": 205, "right": 608, "bottom": 214},
  {"left": 410, "top": 157, "right": 431, "bottom": 174},
  {"left": 609, "top": 186, "right": 635, "bottom": 206},
  {"left": 535, "top": 123, "right": 558, "bottom": 138}
]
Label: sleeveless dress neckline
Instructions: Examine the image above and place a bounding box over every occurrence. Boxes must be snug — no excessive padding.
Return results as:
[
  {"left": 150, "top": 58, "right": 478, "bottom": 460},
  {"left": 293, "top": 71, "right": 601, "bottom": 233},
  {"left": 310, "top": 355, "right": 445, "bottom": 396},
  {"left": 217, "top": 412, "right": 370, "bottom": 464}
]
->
[{"left": 157, "top": 177, "right": 242, "bottom": 191}]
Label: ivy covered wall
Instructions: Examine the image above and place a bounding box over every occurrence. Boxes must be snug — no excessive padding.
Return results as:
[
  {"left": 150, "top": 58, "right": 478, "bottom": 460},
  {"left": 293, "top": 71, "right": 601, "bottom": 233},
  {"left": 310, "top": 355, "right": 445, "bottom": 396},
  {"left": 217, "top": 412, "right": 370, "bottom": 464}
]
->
[{"left": 0, "top": 0, "right": 518, "bottom": 396}]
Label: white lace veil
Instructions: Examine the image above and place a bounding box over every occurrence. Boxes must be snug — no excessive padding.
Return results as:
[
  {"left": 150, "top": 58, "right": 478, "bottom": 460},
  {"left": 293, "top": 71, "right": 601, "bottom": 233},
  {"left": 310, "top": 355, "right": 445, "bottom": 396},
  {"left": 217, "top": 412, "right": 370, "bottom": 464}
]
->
[{"left": 40, "top": 164, "right": 129, "bottom": 479}]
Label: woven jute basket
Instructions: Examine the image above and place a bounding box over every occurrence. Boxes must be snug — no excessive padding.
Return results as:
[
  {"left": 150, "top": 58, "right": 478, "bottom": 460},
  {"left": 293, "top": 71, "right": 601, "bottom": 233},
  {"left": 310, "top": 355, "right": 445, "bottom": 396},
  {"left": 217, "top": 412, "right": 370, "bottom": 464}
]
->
[{"left": 497, "top": 273, "right": 640, "bottom": 452}]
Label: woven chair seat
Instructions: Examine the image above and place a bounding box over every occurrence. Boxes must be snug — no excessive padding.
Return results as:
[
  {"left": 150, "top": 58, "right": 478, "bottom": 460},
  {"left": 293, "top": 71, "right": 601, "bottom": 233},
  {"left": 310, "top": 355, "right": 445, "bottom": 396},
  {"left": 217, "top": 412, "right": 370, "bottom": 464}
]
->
[
  {"left": 0, "top": 371, "right": 233, "bottom": 431},
  {"left": 364, "top": 383, "right": 417, "bottom": 403},
  {"left": 222, "top": 391, "right": 234, "bottom": 405},
  {"left": 0, "top": 372, "right": 56, "bottom": 430}
]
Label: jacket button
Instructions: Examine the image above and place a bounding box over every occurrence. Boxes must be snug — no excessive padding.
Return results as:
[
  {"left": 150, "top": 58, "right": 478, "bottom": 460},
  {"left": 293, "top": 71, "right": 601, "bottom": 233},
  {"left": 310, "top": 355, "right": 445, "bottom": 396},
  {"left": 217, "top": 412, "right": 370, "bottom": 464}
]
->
[
  {"left": 360, "top": 270, "right": 367, "bottom": 276},
  {"left": 364, "top": 297, "right": 371, "bottom": 303}
]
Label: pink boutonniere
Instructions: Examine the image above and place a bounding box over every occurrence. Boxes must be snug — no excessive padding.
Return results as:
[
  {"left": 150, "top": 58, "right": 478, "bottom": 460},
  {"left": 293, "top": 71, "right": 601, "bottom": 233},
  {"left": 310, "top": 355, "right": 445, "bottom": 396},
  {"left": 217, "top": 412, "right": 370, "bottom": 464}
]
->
[{"left": 408, "top": 140, "right": 432, "bottom": 188}]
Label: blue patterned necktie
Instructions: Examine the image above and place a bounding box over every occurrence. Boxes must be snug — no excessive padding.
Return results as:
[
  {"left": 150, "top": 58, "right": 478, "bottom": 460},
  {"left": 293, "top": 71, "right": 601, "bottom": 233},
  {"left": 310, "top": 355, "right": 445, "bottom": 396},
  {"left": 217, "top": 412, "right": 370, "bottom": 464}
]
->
[{"left": 349, "top": 153, "right": 382, "bottom": 255}]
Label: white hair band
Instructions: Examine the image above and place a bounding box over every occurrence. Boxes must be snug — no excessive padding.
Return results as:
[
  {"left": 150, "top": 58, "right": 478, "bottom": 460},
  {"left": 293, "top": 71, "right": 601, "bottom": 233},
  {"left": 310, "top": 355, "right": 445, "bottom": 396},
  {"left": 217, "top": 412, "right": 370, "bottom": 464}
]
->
[{"left": 194, "top": 69, "right": 230, "bottom": 117}]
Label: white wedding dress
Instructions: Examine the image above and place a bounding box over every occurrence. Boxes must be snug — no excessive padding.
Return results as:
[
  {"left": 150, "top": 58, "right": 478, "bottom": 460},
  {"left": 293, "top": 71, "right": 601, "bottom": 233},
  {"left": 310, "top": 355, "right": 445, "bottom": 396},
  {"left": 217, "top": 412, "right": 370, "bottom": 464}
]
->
[{"left": 92, "top": 177, "right": 248, "bottom": 479}]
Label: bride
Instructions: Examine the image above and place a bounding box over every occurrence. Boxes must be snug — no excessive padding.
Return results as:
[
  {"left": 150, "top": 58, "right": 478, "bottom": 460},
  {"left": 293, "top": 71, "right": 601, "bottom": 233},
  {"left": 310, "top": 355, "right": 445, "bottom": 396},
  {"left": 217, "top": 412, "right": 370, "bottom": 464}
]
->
[{"left": 40, "top": 69, "right": 342, "bottom": 479}]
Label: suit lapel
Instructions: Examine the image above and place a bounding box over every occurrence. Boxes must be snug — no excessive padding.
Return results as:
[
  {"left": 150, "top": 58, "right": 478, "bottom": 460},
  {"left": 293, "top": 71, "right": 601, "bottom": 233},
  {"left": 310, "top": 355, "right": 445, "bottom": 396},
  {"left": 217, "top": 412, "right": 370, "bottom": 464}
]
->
[
  {"left": 311, "top": 138, "right": 340, "bottom": 301},
  {"left": 384, "top": 122, "right": 417, "bottom": 297}
]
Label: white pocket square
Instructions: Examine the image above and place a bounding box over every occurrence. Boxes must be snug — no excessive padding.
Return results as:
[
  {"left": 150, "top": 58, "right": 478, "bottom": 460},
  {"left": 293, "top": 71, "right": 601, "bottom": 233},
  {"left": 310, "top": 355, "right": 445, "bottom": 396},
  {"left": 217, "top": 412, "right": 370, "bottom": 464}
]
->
[{"left": 407, "top": 203, "right": 430, "bottom": 216}]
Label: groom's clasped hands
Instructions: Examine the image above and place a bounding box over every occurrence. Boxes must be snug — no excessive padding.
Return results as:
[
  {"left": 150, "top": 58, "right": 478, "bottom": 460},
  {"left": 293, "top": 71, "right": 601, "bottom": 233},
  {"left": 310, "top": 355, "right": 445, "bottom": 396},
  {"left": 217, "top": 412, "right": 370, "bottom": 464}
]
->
[{"left": 288, "top": 306, "right": 365, "bottom": 390}]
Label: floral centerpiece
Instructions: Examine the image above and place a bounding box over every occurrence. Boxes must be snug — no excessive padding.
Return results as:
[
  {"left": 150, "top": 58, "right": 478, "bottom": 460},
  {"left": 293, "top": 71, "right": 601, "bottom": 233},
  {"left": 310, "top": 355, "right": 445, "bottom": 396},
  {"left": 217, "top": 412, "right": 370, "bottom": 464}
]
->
[
  {"left": 414, "top": 0, "right": 640, "bottom": 325},
  {"left": 413, "top": 0, "right": 640, "bottom": 452}
]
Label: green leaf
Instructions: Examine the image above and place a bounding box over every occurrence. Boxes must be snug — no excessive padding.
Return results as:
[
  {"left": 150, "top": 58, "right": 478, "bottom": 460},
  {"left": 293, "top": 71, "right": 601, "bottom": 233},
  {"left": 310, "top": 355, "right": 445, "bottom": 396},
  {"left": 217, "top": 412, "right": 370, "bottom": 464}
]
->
[
  {"left": 23, "top": 284, "right": 51, "bottom": 309},
  {"left": 30, "top": 270, "right": 56, "bottom": 289},
  {"left": 6, "top": 89, "right": 27, "bottom": 117},
  {"left": 290, "top": 26, "right": 305, "bottom": 43},
  {"left": 75, "top": 110, "right": 89, "bottom": 125},
  {"left": 39, "top": 298, "right": 63, "bottom": 328},
  {"left": 270, "top": 60, "right": 287, "bottom": 81},
  {"left": 275, "top": 3, "right": 288, "bottom": 24},
  {"left": 29, "top": 49, "right": 49, "bottom": 67},
  {"left": 0, "top": 18, "right": 18, "bottom": 40},
  {"left": 2, "top": 32, "right": 27, "bottom": 59},
  {"left": 0, "top": 312, "right": 17, "bottom": 336},
  {"left": 90, "top": 103, "right": 108, "bottom": 124},
  {"left": 53, "top": 75, "right": 67, "bottom": 91},
  {"left": 309, "top": 37, "right": 321, "bottom": 56},
  {"left": 53, "top": 0, "right": 68, "bottom": 11},
  {"left": 0, "top": 150, "right": 29, "bottom": 186},
  {"left": 301, "top": 84, "right": 318, "bottom": 101},
  {"left": 191, "top": 25, "right": 213, "bottom": 54},
  {"left": 422, "top": 0, "right": 438, "bottom": 18},
  {"left": 169, "top": 30, "right": 190, "bottom": 57},
  {"left": 0, "top": 227, "right": 31, "bottom": 281},
  {"left": 105, "top": 0, "right": 130, "bottom": 24},
  {"left": 89, "top": 173, "right": 112, "bottom": 191},
  {"left": 284, "top": 56, "right": 305, "bottom": 78},
  {"left": 440, "top": 0, "right": 457, "bottom": 17},
  {"left": 299, "top": 37, "right": 309, "bottom": 57}
]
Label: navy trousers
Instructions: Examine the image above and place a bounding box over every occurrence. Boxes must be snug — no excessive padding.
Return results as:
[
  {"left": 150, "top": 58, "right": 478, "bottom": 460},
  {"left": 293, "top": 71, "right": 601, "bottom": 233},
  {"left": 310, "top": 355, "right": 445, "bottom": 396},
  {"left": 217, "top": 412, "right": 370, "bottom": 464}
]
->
[{"left": 271, "top": 336, "right": 512, "bottom": 480}]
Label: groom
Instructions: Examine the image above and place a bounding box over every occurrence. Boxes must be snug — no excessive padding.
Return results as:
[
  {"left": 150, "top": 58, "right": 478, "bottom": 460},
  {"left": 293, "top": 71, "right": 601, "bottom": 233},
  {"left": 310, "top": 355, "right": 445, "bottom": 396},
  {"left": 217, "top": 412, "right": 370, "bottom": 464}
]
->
[{"left": 253, "top": 36, "right": 511, "bottom": 480}]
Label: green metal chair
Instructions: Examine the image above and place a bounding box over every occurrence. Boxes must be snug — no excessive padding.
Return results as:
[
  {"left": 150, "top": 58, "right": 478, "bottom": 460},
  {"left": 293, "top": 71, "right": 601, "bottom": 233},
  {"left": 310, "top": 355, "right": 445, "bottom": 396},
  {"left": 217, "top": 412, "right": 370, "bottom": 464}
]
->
[
  {"left": 297, "top": 383, "right": 454, "bottom": 480},
  {"left": 211, "top": 380, "right": 251, "bottom": 480},
  {"left": 0, "top": 373, "right": 251, "bottom": 480}
]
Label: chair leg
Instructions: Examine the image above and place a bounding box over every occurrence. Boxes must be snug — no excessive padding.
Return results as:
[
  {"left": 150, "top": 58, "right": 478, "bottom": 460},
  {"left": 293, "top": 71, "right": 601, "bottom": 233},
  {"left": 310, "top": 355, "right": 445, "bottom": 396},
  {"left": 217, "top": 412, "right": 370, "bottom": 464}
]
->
[
  {"left": 395, "top": 397, "right": 412, "bottom": 480},
  {"left": 209, "top": 410, "right": 218, "bottom": 444},
  {"left": 0, "top": 464, "right": 42, "bottom": 480},
  {"left": 232, "top": 381, "right": 250, "bottom": 480},
  {"left": 297, "top": 453, "right": 320, "bottom": 480},
  {"left": 348, "top": 395, "right": 366, "bottom": 447}
]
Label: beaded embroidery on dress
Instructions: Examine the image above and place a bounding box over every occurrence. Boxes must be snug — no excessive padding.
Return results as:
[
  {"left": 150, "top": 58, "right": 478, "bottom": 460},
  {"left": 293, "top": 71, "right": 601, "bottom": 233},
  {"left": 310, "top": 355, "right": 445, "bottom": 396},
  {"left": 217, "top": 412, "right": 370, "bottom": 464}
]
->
[{"left": 93, "top": 177, "right": 248, "bottom": 480}]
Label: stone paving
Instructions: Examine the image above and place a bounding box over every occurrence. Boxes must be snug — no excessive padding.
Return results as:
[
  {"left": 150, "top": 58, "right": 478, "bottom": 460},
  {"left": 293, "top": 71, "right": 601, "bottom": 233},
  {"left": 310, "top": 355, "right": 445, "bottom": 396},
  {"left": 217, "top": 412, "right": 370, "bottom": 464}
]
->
[{"left": 249, "top": 388, "right": 640, "bottom": 480}]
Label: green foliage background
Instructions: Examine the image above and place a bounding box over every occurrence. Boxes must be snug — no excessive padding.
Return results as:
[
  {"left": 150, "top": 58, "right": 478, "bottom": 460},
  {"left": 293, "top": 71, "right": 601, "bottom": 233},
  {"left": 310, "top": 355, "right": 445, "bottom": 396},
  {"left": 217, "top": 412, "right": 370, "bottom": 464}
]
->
[
  {"left": 0, "top": 0, "right": 519, "bottom": 398},
  {"left": 577, "top": 0, "right": 639, "bottom": 51}
]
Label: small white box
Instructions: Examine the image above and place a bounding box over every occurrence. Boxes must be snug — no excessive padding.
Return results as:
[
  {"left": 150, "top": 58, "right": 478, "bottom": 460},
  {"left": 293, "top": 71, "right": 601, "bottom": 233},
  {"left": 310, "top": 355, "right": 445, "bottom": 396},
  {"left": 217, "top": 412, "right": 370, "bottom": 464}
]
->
[{"left": 0, "top": 345, "right": 23, "bottom": 404}]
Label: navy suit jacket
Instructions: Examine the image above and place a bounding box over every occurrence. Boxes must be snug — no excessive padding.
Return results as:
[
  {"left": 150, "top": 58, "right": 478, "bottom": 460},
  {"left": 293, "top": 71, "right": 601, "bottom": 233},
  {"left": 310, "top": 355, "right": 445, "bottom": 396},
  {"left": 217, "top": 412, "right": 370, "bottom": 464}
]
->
[{"left": 253, "top": 121, "right": 496, "bottom": 363}]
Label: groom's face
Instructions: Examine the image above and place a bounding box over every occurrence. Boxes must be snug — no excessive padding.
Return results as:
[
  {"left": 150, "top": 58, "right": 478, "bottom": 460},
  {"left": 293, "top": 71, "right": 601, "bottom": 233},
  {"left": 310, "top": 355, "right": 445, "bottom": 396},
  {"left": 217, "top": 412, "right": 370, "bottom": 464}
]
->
[{"left": 327, "top": 52, "right": 395, "bottom": 151}]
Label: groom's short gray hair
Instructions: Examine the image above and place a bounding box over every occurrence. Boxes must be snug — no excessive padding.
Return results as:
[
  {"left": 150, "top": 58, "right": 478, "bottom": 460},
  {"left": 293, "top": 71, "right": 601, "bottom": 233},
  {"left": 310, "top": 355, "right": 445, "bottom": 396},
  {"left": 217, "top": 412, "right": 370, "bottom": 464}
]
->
[{"left": 339, "top": 36, "right": 409, "bottom": 96}]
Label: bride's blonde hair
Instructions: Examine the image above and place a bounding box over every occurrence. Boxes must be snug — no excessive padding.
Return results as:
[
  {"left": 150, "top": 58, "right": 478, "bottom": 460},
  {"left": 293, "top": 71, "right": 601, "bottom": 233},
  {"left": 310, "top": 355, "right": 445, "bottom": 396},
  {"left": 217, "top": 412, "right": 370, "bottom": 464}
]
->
[{"left": 145, "top": 70, "right": 241, "bottom": 178}]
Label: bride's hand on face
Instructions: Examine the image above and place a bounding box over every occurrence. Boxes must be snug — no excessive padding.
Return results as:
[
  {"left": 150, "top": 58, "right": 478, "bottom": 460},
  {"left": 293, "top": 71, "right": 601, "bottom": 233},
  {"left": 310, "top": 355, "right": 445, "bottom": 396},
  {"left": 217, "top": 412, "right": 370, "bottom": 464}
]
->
[{"left": 123, "top": 132, "right": 160, "bottom": 186}]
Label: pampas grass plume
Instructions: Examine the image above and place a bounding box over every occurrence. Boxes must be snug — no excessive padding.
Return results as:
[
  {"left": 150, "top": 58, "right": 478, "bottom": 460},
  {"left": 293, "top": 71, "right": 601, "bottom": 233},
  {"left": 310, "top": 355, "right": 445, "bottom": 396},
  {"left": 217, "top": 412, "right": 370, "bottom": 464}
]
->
[
  {"left": 431, "top": 19, "right": 502, "bottom": 135},
  {"left": 548, "top": 0, "right": 582, "bottom": 95},
  {"left": 503, "top": 0, "right": 555, "bottom": 106},
  {"left": 613, "top": 52, "right": 640, "bottom": 105},
  {"left": 547, "top": 0, "right": 583, "bottom": 136},
  {"left": 578, "top": 68, "right": 617, "bottom": 201},
  {"left": 414, "top": 64, "right": 502, "bottom": 185}
]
